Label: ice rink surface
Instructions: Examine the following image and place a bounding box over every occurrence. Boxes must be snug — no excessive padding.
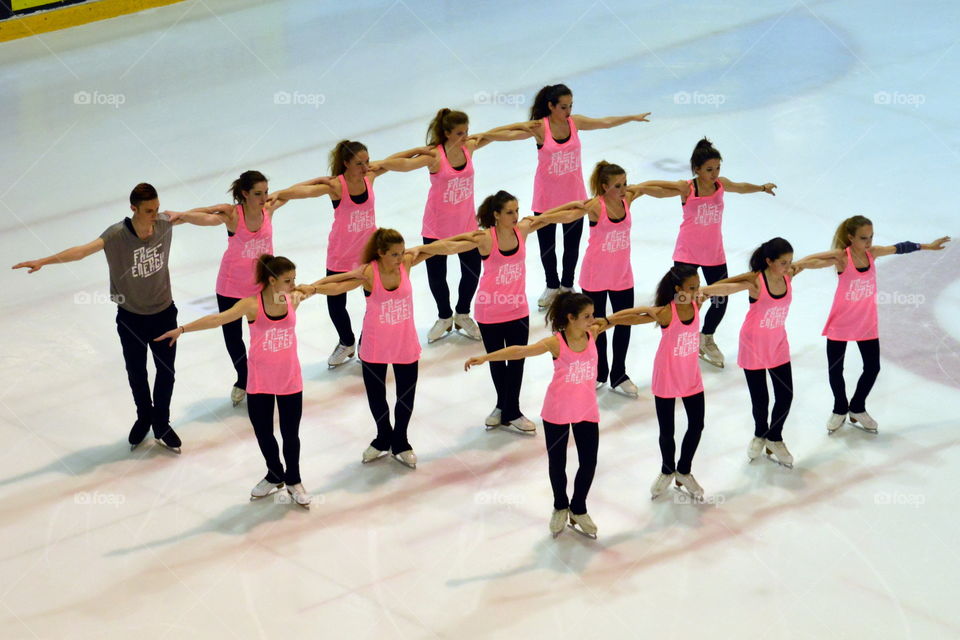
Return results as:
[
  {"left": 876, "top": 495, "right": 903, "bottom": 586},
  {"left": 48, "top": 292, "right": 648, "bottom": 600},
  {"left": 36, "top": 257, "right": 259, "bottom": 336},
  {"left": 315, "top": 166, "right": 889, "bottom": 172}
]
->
[{"left": 0, "top": 1, "right": 958, "bottom": 637}]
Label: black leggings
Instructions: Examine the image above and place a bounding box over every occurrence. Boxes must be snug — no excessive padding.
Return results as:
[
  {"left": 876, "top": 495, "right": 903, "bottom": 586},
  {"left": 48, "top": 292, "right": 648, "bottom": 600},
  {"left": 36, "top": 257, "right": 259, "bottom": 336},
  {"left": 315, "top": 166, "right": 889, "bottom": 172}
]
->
[
  {"left": 478, "top": 317, "right": 529, "bottom": 422},
  {"left": 654, "top": 392, "right": 705, "bottom": 475},
  {"left": 326, "top": 269, "right": 355, "bottom": 347},
  {"left": 743, "top": 362, "right": 793, "bottom": 441},
  {"left": 423, "top": 237, "right": 481, "bottom": 318},
  {"left": 543, "top": 420, "right": 599, "bottom": 515},
  {"left": 826, "top": 338, "right": 881, "bottom": 414},
  {"left": 361, "top": 360, "right": 419, "bottom": 453},
  {"left": 674, "top": 261, "right": 728, "bottom": 335},
  {"left": 216, "top": 294, "right": 248, "bottom": 389},
  {"left": 116, "top": 303, "right": 177, "bottom": 432},
  {"left": 583, "top": 287, "right": 634, "bottom": 386},
  {"left": 535, "top": 213, "right": 584, "bottom": 289},
  {"left": 247, "top": 392, "right": 303, "bottom": 485}
]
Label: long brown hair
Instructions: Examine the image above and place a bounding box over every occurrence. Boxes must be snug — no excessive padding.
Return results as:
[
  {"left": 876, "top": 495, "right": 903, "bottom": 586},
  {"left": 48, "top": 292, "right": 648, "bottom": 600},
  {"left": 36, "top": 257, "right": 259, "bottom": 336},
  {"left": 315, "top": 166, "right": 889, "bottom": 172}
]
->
[
  {"left": 361, "top": 228, "right": 404, "bottom": 264},
  {"left": 329, "top": 140, "right": 368, "bottom": 175},
  {"left": 589, "top": 161, "right": 626, "bottom": 197},
  {"left": 832, "top": 215, "right": 873, "bottom": 249},
  {"left": 255, "top": 254, "right": 296, "bottom": 288},
  {"left": 427, "top": 108, "right": 469, "bottom": 146},
  {"left": 229, "top": 170, "right": 268, "bottom": 204}
]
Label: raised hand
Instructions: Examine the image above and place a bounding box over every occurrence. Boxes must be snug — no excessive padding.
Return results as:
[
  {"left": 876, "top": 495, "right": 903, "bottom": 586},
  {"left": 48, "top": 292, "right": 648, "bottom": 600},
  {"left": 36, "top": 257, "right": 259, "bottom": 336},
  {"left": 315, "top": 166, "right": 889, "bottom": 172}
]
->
[{"left": 12, "top": 260, "right": 43, "bottom": 273}]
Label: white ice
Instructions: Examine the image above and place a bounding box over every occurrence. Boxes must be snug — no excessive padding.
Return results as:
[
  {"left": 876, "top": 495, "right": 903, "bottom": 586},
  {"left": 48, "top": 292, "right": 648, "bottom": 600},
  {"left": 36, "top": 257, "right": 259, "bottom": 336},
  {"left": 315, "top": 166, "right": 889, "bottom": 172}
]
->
[{"left": 1, "top": 0, "right": 958, "bottom": 637}]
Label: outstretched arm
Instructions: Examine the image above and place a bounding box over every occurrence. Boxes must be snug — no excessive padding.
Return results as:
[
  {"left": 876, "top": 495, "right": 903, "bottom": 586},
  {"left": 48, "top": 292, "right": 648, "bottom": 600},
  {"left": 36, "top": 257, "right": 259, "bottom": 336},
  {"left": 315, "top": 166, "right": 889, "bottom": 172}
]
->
[
  {"left": 519, "top": 200, "right": 589, "bottom": 233},
  {"left": 481, "top": 120, "right": 540, "bottom": 142},
  {"left": 155, "top": 297, "right": 257, "bottom": 345},
  {"left": 372, "top": 152, "right": 435, "bottom": 173},
  {"left": 718, "top": 176, "right": 777, "bottom": 196},
  {"left": 605, "top": 306, "right": 662, "bottom": 327},
  {"left": 12, "top": 237, "right": 105, "bottom": 273},
  {"left": 701, "top": 281, "right": 752, "bottom": 298},
  {"left": 165, "top": 209, "right": 227, "bottom": 227},
  {"left": 406, "top": 237, "right": 481, "bottom": 266},
  {"left": 572, "top": 112, "right": 651, "bottom": 131},
  {"left": 299, "top": 272, "right": 365, "bottom": 297},
  {"left": 871, "top": 236, "right": 951, "bottom": 258},
  {"left": 464, "top": 336, "right": 555, "bottom": 370},
  {"left": 268, "top": 180, "right": 335, "bottom": 204},
  {"left": 467, "top": 127, "right": 536, "bottom": 150},
  {"left": 634, "top": 180, "right": 688, "bottom": 199}
]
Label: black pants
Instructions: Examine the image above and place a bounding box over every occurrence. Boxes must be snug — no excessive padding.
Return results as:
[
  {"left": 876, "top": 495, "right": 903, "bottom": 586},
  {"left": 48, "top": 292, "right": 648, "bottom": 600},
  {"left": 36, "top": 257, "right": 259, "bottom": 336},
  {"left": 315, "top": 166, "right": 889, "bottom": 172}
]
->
[
  {"left": 826, "top": 338, "right": 881, "bottom": 414},
  {"left": 543, "top": 420, "right": 599, "bottom": 515},
  {"left": 534, "top": 213, "right": 584, "bottom": 289},
  {"left": 674, "top": 261, "right": 728, "bottom": 335},
  {"left": 583, "top": 287, "right": 634, "bottom": 386},
  {"left": 247, "top": 392, "right": 303, "bottom": 485},
  {"left": 423, "top": 237, "right": 481, "bottom": 318},
  {"left": 116, "top": 303, "right": 177, "bottom": 433},
  {"left": 654, "top": 392, "right": 705, "bottom": 475},
  {"left": 216, "top": 294, "right": 248, "bottom": 389},
  {"left": 326, "top": 269, "right": 355, "bottom": 347},
  {"left": 361, "top": 360, "right": 419, "bottom": 453},
  {"left": 478, "top": 316, "right": 529, "bottom": 422},
  {"left": 743, "top": 362, "right": 793, "bottom": 441}
]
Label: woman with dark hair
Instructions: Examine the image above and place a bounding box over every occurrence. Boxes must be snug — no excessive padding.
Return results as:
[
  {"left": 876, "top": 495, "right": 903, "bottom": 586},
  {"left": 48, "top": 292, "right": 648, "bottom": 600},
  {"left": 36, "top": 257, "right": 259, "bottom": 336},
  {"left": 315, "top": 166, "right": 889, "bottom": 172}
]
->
[
  {"left": 429, "top": 192, "right": 587, "bottom": 434},
  {"left": 464, "top": 291, "right": 639, "bottom": 539},
  {"left": 164, "top": 170, "right": 288, "bottom": 406},
  {"left": 268, "top": 140, "right": 404, "bottom": 369},
  {"left": 301, "top": 228, "right": 474, "bottom": 469},
  {"left": 488, "top": 84, "right": 651, "bottom": 310},
  {"left": 155, "top": 255, "right": 357, "bottom": 507},
  {"left": 374, "top": 109, "right": 526, "bottom": 343},
  {"left": 641, "top": 138, "right": 777, "bottom": 369},
  {"left": 794, "top": 217, "right": 949, "bottom": 434}
]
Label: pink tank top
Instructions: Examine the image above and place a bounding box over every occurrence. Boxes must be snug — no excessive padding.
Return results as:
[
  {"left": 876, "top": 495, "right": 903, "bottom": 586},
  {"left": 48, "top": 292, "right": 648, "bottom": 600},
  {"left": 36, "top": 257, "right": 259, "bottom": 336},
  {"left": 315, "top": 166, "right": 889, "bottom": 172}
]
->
[
  {"left": 359, "top": 262, "right": 422, "bottom": 364},
  {"left": 541, "top": 331, "right": 600, "bottom": 424},
  {"left": 422, "top": 145, "right": 477, "bottom": 239},
  {"left": 246, "top": 293, "right": 302, "bottom": 395},
  {"left": 531, "top": 117, "right": 587, "bottom": 212},
  {"left": 738, "top": 273, "right": 792, "bottom": 370},
  {"left": 578, "top": 197, "right": 634, "bottom": 292},
  {"left": 673, "top": 180, "right": 726, "bottom": 266},
  {"left": 475, "top": 227, "right": 528, "bottom": 324},
  {"left": 651, "top": 302, "right": 704, "bottom": 398},
  {"left": 215, "top": 205, "right": 274, "bottom": 298},
  {"left": 326, "top": 175, "right": 377, "bottom": 272},
  {"left": 822, "top": 248, "right": 879, "bottom": 341}
]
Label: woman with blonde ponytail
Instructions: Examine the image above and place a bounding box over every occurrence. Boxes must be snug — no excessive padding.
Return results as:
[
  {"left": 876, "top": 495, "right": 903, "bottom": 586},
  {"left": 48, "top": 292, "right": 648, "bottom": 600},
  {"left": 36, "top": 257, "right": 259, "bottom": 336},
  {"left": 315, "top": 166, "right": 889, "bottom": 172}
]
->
[
  {"left": 268, "top": 140, "right": 404, "bottom": 369},
  {"left": 374, "top": 108, "right": 525, "bottom": 343},
  {"left": 794, "top": 216, "right": 950, "bottom": 434}
]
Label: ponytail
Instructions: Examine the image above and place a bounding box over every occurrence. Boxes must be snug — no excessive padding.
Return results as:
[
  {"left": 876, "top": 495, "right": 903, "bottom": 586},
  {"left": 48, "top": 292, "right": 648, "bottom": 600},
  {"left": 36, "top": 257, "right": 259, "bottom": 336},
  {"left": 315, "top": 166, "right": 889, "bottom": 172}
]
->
[
  {"left": 749, "top": 237, "right": 794, "bottom": 272},
  {"left": 255, "top": 254, "right": 296, "bottom": 289},
  {"left": 690, "top": 137, "right": 722, "bottom": 174},
  {"left": 229, "top": 170, "right": 268, "bottom": 204},
  {"left": 545, "top": 291, "right": 593, "bottom": 333},
  {"left": 654, "top": 264, "right": 699, "bottom": 307},
  {"left": 426, "top": 108, "right": 469, "bottom": 146},
  {"left": 529, "top": 83, "right": 573, "bottom": 120},
  {"left": 832, "top": 215, "right": 873, "bottom": 250},
  {"left": 329, "top": 140, "right": 368, "bottom": 175},
  {"left": 476, "top": 190, "right": 517, "bottom": 228},
  {"left": 589, "top": 160, "right": 626, "bottom": 197},
  {"left": 361, "top": 228, "right": 405, "bottom": 264}
]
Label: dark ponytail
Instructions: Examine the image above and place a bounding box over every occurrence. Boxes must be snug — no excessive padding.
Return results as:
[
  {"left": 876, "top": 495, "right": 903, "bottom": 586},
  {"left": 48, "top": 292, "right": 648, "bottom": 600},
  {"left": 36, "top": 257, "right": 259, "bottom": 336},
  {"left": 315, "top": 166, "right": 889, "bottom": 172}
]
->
[
  {"left": 749, "top": 237, "right": 794, "bottom": 272},
  {"left": 329, "top": 140, "right": 368, "bottom": 175},
  {"left": 529, "top": 83, "right": 572, "bottom": 120},
  {"left": 690, "top": 137, "right": 722, "bottom": 174},
  {"left": 545, "top": 291, "right": 593, "bottom": 333},
  {"left": 589, "top": 160, "right": 626, "bottom": 197},
  {"left": 229, "top": 170, "right": 268, "bottom": 204},
  {"left": 476, "top": 190, "right": 517, "bottom": 228},
  {"left": 654, "top": 264, "right": 699, "bottom": 307},
  {"left": 427, "top": 108, "right": 469, "bottom": 146},
  {"left": 255, "top": 254, "right": 296, "bottom": 289}
]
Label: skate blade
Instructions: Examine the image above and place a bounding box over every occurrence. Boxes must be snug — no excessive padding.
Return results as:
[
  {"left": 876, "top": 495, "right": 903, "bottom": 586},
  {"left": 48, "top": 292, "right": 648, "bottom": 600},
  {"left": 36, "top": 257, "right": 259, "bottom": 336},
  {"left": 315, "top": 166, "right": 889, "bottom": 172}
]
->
[
  {"left": 249, "top": 485, "right": 284, "bottom": 501},
  {"left": 672, "top": 485, "right": 704, "bottom": 502},
  {"left": 848, "top": 418, "right": 878, "bottom": 434},
  {"left": 154, "top": 439, "right": 181, "bottom": 455},
  {"left": 698, "top": 353, "right": 724, "bottom": 368},
  {"left": 453, "top": 328, "right": 481, "bottom": 341},
  {"left": 361, "top": 453, "right": 387, "bottom": 464},
  {"left": 391, "top": 455, "right": 416, "bottom": 470},
  {"left": 566, "top": 523, "right": 597, "bottom": 539},
  {"left": 764, "top": 454, "right": 793, "bottom": 469},
  {"left": 496, "top": 423, "right": 537, "bottom": 436}
]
